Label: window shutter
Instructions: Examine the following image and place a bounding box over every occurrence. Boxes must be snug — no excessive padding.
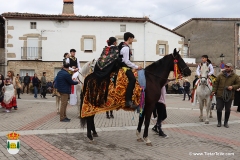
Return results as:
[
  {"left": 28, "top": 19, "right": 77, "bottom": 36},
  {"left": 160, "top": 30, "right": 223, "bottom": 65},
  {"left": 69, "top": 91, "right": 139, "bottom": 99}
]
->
[
  {"left": 84, "top": 39, "right": 93, "bottom": 51},
  {"left": 159, "top": 45, "right": 165, "bottom": 55}
]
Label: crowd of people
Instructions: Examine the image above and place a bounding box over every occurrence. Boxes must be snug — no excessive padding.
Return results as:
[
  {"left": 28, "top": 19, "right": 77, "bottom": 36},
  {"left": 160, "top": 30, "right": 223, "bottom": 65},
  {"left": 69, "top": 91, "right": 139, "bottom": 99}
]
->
[{"left": 0, "top": 71, "right": 55, "bottom": 112}]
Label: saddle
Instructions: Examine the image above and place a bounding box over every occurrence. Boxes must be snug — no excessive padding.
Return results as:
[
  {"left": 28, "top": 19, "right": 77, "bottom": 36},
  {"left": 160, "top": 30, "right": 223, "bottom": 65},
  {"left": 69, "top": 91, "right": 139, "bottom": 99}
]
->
[{"left": 81, "top": 69, "right": 143, "bottom": 118}]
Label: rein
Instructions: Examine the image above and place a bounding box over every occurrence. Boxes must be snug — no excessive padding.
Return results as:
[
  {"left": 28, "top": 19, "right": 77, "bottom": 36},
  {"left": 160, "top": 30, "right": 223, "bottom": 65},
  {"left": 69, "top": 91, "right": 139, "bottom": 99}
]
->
[{"left": 222, "top": 87, "right": 233, "bottom": 102}]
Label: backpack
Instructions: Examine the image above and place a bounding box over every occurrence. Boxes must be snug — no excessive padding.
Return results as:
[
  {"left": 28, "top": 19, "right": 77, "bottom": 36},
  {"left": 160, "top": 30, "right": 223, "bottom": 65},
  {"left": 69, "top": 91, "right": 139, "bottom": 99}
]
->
[{"left": 96, "top": 46, "right": 119, "bottom": 70}]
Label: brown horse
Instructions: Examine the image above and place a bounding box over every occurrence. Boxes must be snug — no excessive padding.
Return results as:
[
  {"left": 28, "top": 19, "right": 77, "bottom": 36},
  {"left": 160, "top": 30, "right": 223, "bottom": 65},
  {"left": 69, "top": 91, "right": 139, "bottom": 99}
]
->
[{"left": 80, "top": 49, "right": 191, "bottom": 146}]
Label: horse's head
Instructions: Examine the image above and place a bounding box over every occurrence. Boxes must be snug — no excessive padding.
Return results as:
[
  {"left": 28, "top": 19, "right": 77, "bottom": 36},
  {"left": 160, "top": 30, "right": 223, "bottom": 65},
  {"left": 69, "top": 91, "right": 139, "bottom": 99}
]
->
[
  {"left": 172, "top": 48, "right": 191, "bottom": 77},
  {"left": 90, "top": 59, "right": 96, "bottom": 72},
  {"left": 200, "top": 63, "right": 209, "bottom": 85}
]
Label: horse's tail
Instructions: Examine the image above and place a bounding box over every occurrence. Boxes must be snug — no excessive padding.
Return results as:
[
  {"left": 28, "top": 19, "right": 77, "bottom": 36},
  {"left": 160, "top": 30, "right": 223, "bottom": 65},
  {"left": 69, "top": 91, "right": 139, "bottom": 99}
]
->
[{"left": 192, "top": 88, "right": 197, "bottom": 106}]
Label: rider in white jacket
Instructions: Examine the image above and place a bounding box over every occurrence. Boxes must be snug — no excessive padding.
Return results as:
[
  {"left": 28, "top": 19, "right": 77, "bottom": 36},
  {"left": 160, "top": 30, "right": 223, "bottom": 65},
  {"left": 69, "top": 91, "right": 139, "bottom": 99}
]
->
[{"left": 196, "top": 55, "right": 214, "bottom": 77}]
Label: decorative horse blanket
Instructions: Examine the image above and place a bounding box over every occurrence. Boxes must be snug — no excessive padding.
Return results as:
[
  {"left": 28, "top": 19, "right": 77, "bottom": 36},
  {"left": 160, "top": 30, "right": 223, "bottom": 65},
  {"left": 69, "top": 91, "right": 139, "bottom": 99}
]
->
[{"left": 81, "top": 69, "right": 143, "bottom": 118}]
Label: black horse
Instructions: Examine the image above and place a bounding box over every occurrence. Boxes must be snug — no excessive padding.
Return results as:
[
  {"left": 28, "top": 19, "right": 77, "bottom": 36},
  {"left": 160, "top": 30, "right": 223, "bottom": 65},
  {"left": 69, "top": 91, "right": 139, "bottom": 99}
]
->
[{"left": 80, "top": 49, "right": 191, "bottom": 146}]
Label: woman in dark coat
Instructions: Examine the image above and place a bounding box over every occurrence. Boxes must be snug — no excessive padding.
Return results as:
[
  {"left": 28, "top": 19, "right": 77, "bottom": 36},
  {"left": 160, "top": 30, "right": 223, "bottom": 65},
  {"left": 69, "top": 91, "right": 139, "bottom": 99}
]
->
[
  {"left": 0, "top": 74, "right": 4, "bottom": 104},
  {"left": 234, "top": 88, "right": 240, "bottom": 112}
]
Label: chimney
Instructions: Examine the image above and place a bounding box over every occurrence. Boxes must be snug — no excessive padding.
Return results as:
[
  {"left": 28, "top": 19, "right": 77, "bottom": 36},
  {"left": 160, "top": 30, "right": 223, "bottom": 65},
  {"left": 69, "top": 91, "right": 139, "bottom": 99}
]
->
[{"left": 62, "top": 0, "right": 75, "bottom": 15}]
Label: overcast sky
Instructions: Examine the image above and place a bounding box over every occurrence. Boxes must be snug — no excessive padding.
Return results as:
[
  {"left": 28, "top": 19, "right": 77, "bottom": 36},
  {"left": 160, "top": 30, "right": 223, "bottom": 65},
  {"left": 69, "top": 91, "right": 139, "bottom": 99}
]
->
[{"left": 1, "top": 0, "right": 240, "bottom": 29}]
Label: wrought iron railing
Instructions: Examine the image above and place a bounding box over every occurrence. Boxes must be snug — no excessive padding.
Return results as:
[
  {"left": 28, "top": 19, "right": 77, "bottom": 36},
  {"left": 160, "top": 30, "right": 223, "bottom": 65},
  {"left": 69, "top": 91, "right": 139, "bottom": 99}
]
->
[{"left": 21, "top": 47, "right": 42, "bottom": 60}]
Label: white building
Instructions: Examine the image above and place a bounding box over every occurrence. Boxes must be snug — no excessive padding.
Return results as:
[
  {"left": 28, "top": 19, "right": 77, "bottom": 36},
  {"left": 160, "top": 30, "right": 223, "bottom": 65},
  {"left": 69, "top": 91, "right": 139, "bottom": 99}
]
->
[{"left": 0, "top": 0, "right": 195, "bottom": 80}]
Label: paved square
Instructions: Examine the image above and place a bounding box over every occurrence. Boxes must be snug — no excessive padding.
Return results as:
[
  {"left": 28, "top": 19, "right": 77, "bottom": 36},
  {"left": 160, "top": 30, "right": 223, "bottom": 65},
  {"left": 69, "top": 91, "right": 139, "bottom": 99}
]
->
[{"left": 0, "top": 94, "right": 239, "bottom": 160}]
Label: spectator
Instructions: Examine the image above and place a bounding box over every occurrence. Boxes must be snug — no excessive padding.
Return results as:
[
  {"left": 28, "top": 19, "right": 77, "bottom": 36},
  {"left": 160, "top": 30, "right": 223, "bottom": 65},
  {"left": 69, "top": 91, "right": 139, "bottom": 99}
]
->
[
  {"left": 56, "top": 63, "right": 78, "bottom": 122},
  {"left": 0, "top": 74, "right": 4, "bottom": 108},
  {"left": 23, "top": 73, "right": 30, "bottom": 94},
  {"left": 234, "top": 87, "right": 240, "bottom": 112},
  {"left": 6, "top": 71, "right": 18, "bottom": 110},
  {"left": 32, "top": 73, "right": 39, "bottom": 98},
  {"left": 47, "top": 81, "right": 53, "bottom": 94},
  {"left": 176, "top": 82, "right": 184, "bottom": 94},
  {"left": 15, "top": 74, "right": 22, "bottom": 99},
  {"left": 183, "top": 79, "right": 191, "bottom": 101},
  {"left": 41, "top": 72, "right": 47, "bottom": 99}
]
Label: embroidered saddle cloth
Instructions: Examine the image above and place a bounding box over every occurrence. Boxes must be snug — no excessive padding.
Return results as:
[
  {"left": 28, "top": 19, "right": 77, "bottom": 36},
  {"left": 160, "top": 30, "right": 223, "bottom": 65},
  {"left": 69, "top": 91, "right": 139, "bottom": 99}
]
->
[{"left": 81, "top": 69, "right": 142, "bottom": 118}]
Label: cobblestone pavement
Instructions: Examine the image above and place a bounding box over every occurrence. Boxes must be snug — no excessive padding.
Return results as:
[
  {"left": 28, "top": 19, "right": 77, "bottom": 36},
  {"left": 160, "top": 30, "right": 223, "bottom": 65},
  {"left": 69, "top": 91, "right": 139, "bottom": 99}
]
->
[{"left": 0, "top": 94, "right": 239, "bottom": 160}]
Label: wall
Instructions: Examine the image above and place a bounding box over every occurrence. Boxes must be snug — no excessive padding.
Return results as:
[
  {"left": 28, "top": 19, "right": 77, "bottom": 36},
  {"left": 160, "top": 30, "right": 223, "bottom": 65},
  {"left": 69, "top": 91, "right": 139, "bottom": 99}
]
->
[
  {"left": 174, "top": 20, "right": 236, "bottom": 66},
  {"left": 6, "top": 19, "right": 195, "bottom": 63}
]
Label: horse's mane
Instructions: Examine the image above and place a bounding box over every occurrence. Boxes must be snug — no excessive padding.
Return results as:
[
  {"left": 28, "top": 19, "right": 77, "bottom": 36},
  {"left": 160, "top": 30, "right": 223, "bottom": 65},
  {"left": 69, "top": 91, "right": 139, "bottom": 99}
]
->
[{"left": 145, "top": 54, "right": 172, "bottom": 74}]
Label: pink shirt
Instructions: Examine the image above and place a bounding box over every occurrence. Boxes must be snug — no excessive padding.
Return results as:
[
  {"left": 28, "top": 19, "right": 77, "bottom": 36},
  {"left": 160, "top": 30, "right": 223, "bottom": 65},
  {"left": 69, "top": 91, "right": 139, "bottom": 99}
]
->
[{"left": 158, "top": 86, "right": 166, "bottom": 104}]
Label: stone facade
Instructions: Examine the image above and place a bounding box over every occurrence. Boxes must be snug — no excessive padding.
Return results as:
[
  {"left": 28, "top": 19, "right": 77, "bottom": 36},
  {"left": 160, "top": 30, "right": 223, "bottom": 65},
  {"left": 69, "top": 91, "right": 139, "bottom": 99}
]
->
[
  {"left": 174, "top": 19, "right": 240, "bottom": 68},
  {"left": 7, "top": 61, "right": 63, "bottom": 81}
]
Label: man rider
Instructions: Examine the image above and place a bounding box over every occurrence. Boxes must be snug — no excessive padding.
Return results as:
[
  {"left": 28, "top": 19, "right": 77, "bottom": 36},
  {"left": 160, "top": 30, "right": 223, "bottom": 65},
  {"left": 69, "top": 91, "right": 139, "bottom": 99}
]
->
[
  {"left": 66, "top": 49, "right": 81, "bottom": 75},
  {"left": 119, "top": 32, "right": 142, "bottom": 109}
]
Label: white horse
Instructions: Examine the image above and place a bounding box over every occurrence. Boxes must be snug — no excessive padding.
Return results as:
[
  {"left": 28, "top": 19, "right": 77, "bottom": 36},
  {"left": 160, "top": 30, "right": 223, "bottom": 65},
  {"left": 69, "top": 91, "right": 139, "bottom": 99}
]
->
[
  {"left": 193, "top": 63, "right": 213, "bottom": 124},
  {"left": 55, "top": 59, "right": 96, "bottom": 116}
]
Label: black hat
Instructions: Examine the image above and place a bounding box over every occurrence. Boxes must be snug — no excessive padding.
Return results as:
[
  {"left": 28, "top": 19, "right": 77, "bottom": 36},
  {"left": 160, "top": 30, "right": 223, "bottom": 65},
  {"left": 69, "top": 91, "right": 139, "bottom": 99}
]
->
[
  {"left": 70, "top": 49, "right": 76, "bottom": 52},
  {"left": 202, "top": 55, "right": 208, "bottom": 59}
]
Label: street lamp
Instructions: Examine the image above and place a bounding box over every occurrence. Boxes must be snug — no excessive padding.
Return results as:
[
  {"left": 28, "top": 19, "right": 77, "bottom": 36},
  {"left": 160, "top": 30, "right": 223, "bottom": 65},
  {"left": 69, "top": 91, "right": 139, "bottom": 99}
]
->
[
  {"left": 220, "top": 54, "right": 225, "bottom": 62},
  {"left": 220, "top": 54, "right": 225, "bottom": 69}
]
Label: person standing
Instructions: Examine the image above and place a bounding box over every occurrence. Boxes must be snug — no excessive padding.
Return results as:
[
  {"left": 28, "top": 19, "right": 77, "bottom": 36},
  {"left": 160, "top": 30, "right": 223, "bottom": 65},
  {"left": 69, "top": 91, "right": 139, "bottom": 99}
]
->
[
  {"left": 41, "top": 72, "right": 47, "bottom": 99},
  {"left": 6, "top": 71, "right": 18, "bottom": 110},
  {"left": 32, "top": 73, "right": 39, "bottom": 98},
  {"left": 69, "top": 66, "right": 79, "bottom": 106},
  {"left": 106, "top": 110, "right": 114, "bottom": 119},
  {"left": 56, "top": 63, "right": 79, "bottom": 122},
  {"left": 212, "top": 63, "right": 240, "bottom": 128},
  {"left": 0, "top": 74, "right": 4, "bottom": 107},
  {"left": 118, "top": 32, "right": 142, "bottom": 109},
  {"left": 152, "top": 82, "right": 169, "bottom": 138},
  {"left": 1, "top": 78, "right": 16, "bottom": 112},
  {"left": 23, "top": 73, "right": 30, "bottom": 94},
  {"left": 15, "top": 74, "right": 22, "bottom": 99},
  {"left": 183, "top": 79, "right": 191, "bottom": 101}
]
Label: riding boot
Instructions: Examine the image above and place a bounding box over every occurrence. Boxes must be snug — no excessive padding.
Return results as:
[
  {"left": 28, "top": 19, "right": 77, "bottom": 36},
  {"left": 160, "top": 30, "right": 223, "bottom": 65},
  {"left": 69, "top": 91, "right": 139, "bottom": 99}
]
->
[
  {"left": 217, "top": 111, "right": 222, "bottom": 127},
  {"left": 224, "top": 111, "right": 230, "bottom": 128}
]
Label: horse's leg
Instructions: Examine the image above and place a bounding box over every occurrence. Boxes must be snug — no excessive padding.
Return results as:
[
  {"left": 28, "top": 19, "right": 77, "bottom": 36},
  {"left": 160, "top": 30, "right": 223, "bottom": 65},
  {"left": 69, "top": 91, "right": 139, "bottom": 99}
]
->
[
  {"left": 91, "top": 115, "right": 98, "bottom": 137},
  {"left": 143, "top": 104, "right": 153, "bottom": 146},
  {"left": 205, "top": 99, "right": 211, "bottom": 124},
  {"left": 136, "top": 111, "right": 145, "bottom": 142},
  {"left": 209, "top": 100, "right": 213, "bottom": 118},
  {"left": 199, "top": 99, "right": 204, "bottom": 122},
  {"left": 86, "top": 117, "right": 94, "bottom": 142}
]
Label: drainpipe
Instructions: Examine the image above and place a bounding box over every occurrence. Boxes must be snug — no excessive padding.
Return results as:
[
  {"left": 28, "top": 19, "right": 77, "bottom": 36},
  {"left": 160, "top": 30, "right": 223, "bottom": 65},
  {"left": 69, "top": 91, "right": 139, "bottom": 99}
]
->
[
  {"left": 143, "top": 21, "right": 148, "bottom": 68},
  {"left": 235, "top": 22, "right": 240, "bottom": 70},
  {"left": 2, "top": 16, "right": 7, "bottom": 76}
]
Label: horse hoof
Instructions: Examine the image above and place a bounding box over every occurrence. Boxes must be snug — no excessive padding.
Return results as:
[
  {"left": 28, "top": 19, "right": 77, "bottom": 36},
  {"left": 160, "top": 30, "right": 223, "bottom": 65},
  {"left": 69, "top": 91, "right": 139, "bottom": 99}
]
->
[
  {"left": 93, "top": 133, "right": 98, "bottom": 137},
  {"left": 209, "top": 116, "right": 213, "bottom": 118},
  {"left": 199, "top": 119, "right": 204, "bottom": 122},
  {"left": 146, "top": 143, "right": 152, "bottom": 146},
  {"left": 205, "top": 121, "right": 209, "bottom": 124},
  {"left": 137, "top": 138, "right": 144, "bottom": 142}
]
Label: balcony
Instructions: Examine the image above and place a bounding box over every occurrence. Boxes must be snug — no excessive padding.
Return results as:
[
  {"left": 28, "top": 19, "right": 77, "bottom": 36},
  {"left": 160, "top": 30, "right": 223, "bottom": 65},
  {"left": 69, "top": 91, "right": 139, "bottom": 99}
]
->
[{"left": 21, "top": 47, "right": 42, "bottom": 60}]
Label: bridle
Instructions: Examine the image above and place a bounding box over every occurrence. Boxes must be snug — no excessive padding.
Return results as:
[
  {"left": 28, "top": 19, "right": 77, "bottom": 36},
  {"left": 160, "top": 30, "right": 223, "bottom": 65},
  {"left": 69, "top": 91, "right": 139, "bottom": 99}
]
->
[
  {"left": 199, "top": 67, "right": 211, "bottom": 91},
  {"left": 145, "top": 54, "right": 189, "bottom": 79},
  {"left": 76, "top": 59, "right": 96, "bottom": 85}
]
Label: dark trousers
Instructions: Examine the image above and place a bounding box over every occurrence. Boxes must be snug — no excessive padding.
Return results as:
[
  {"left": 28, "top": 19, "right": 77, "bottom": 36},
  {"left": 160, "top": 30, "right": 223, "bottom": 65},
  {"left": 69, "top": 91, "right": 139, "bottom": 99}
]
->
[
  {"left": 125, "top": 70, "right": 136, "bottom": 102},
  {"left": 183, "top": 89, "right": 190, "bottom": 100},
  {"left": 41, "top": 86, "right": 47, "bottom": 98},
  {"left": 216, "top": 97, "right": 232, "bottom": 112},
  {"left": 152, "top": 107, "right": 157, "bottom": 118},
  {"left": 238, "top": 105, "right": 240, "bottom": 112},
  {"left": 106, "top": 110, "right": 113, "bottom": 115},
  {"left": 16, "top": 88, "right": 21, "bottom": 98},
  {"left": 23, "top": 83, "right": 29, "bottom": 93}
]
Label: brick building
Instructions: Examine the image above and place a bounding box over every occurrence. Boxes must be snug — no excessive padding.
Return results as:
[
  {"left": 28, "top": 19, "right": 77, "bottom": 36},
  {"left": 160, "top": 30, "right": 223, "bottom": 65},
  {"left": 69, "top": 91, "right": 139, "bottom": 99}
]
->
[{"left": 173, "top": 18, "right": 240, "bottom": 71}]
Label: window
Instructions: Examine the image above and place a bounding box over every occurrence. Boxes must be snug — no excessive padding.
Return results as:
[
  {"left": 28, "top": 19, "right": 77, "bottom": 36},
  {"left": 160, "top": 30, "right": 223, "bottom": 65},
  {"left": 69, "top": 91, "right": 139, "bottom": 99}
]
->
[
  {"left": 159, "top": 45, "right": 165, "bottom": 55},
  {"left": 183, "top": 45, "right": 188, "bottom": 58},
  {"left": 30, "top": 22, "right": 37, "bottom": 29},
  {"left": 20, "top": 70, "right": 35, "bottom": 80},
  {"left": 54, "top": 68, "right": 61, "bottom": 77},
  {"left": 120, "top": 25, "right": 126, "bottom": 32},
  {"left": 84, "top": 39, "right": 93, "bottom": 52},
  {"left": 27, "top": 38, "right": 38, "bottom": 59}
]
